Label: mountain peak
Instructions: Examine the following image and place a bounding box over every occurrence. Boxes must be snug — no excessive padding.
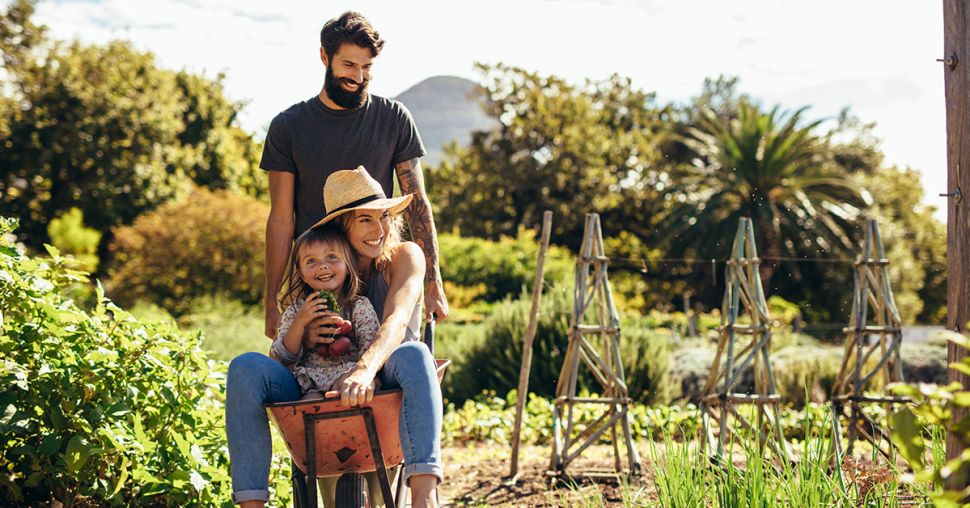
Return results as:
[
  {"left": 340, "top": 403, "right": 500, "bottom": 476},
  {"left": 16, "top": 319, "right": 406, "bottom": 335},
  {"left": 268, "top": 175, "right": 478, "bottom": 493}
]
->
[{"left": 395, "top": 76, "right": 496, "bottom": 166}]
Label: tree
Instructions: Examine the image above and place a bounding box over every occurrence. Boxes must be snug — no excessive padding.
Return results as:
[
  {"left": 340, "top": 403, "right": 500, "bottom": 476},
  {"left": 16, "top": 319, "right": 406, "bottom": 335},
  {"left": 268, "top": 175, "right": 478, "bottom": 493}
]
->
[
  {"left": 428, "top": 64, "right": 668, "bottom": 248},
  {"left": 657, "top": 99, "right": 870, "bottom": 314},
  {"left": 0, "top": 1, "right": 263, "bottom": 259},
  {"left": 106, "top": 187, "right": 268, "bottom": 315}
]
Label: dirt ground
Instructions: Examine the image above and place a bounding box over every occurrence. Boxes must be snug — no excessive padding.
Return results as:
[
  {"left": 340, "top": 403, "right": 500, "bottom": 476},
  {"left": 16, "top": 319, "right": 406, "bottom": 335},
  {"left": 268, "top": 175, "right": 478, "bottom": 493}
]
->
[{"left": 438, "top": 444, "right": 655, "bottom": 507}]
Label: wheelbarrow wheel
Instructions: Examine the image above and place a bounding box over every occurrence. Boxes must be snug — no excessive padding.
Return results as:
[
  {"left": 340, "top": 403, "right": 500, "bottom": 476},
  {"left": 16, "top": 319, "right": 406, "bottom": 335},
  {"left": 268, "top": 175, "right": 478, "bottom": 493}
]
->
[{"left": 335, "top": 472, "right": 368, "bottom": 508}]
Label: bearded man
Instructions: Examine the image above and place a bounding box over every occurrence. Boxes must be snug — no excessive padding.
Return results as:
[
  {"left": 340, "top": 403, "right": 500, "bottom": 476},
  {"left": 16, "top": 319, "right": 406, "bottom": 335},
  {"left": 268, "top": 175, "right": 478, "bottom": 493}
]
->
[{"left": 259, "top": 11, "right": 449, "bottom": 340}]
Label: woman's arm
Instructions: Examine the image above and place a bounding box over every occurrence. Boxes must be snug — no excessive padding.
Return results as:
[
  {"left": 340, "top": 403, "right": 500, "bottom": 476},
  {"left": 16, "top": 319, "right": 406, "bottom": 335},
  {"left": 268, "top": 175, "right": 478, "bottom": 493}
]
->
[{"left": 334, "top": 241, "right": 425, "bottom": 406}]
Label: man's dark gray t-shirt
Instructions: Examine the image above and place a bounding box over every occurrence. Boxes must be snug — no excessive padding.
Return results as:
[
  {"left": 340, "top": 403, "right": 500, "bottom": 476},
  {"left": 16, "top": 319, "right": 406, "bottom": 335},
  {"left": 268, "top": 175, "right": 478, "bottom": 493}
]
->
[{"left": 259, "top": 94, "right": 426, "bottom": 234}]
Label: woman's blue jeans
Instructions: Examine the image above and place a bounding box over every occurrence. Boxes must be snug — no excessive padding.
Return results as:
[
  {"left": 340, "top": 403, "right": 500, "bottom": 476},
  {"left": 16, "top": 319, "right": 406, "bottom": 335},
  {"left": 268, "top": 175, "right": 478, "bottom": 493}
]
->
[{"left": 225, "top": 341, "right": 443, "bottom": 504}]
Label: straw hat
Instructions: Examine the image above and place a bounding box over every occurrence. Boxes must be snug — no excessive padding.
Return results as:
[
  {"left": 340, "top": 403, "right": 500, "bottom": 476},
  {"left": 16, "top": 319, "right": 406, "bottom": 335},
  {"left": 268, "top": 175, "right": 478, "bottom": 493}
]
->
[{"left": 311, "top": 166, "right": 413, "bottom": 229}]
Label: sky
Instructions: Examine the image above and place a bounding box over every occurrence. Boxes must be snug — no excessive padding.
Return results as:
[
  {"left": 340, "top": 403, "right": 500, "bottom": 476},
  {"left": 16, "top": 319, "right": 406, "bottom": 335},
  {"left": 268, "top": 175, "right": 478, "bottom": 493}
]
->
[{"left": 30, "top": 0, "right": 950, "bottom": 221}]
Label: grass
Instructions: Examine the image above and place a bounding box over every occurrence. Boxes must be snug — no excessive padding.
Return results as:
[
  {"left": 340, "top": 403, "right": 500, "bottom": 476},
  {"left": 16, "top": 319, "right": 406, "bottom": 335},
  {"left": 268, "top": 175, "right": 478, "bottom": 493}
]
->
[{"left": 129, "top": 296, "right": 268, "bottom": 361}]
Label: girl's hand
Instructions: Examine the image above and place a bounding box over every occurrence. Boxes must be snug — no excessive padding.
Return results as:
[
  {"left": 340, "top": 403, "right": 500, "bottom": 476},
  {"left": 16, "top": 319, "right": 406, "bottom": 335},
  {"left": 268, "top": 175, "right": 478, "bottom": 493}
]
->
[
  {"left": 293, "top": 292, "right": 331, "bottom": 329},
  {"left": 306, "top": 313, "right": 343, "bottom": 346}
]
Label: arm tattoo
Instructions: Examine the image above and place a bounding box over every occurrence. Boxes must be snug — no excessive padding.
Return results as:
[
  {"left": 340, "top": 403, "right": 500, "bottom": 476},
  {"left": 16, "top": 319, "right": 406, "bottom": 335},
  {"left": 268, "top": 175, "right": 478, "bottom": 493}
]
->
[{"left": 396, "top": 158, "right": 441, "bottom": 284}]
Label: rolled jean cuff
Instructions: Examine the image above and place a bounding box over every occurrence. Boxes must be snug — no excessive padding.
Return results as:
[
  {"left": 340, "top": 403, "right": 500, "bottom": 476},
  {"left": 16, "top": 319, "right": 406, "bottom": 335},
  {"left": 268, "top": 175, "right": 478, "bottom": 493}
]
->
[
  {"left": 404, "top": 463, "right": 444, "bottom": 486},
  {"left": 231, "top": 489, "right": 269, "bottom": 504}
]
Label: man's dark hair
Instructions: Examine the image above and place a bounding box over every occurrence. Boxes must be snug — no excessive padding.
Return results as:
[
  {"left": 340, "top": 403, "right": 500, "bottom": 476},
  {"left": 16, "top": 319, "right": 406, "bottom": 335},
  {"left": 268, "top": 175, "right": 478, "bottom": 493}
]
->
[{"left": 320, "top": 11, "right": 384, "bottom": 59}]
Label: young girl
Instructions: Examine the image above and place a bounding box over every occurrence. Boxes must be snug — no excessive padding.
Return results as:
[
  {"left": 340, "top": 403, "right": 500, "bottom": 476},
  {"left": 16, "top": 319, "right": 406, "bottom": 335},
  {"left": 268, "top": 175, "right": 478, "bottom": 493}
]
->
[{"left": 269, "top": 225, "right": 380, "bottom": 398}]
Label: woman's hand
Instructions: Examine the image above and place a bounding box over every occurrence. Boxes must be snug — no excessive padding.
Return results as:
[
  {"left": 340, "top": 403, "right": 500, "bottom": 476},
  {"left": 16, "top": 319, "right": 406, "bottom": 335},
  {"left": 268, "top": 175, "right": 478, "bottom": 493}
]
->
[{"left": 333, "top": 367, "right": 377, "bottom": 407}]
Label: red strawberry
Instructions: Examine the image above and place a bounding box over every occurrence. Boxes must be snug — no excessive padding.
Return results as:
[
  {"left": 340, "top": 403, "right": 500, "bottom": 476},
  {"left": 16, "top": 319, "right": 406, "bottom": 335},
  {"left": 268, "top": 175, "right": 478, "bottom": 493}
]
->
[{"left": 314, "top": 343, "right": 331, "bottom": 357}]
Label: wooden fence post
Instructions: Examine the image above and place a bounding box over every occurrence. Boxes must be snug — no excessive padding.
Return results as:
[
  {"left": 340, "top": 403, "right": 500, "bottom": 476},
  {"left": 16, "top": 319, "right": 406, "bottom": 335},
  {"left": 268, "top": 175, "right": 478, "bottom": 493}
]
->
[{"left": 943, "top": 0, "right": 970, "bottom": 490}]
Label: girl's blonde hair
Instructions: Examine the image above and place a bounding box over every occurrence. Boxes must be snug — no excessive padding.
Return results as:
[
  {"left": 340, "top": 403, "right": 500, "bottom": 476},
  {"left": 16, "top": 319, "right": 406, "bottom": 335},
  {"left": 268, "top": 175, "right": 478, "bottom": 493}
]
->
[
  {"left": 279, "top": 225, "right": 360, "bottom": 311},
  {"left": 338, "top": 209, "right": 405, "bottom": 276}
]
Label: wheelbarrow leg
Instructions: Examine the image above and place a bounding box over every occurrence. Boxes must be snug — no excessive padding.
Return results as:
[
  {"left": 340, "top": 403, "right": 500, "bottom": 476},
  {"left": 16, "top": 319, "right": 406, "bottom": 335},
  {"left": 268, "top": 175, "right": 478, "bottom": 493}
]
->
[
  {"left": 306, "top": 413, "right": 319, "bottom": 508},
  {"left": 394, "top": 465, "right": 406, "bottom": 507},
  {"left": 292, "top": 459, "right": 309, "bottom": 508},
  {"left": 362, "top": 408, "right": 397, "bottom": 508}
]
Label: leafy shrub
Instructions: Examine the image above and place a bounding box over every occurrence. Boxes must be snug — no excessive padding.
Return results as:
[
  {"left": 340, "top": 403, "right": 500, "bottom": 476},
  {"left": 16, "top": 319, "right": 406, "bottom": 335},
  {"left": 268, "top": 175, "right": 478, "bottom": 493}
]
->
[
  {"left": 438, "top": 228, "right": 573, "bottom": 303},
  {"left": 0, "top": 217, "right": 294, "bottom": 506},
  {"left": 106, "top": 187, "right": 268, "bottom": 315},
  {"left": 767, "top": 295, "right": 802, "bottom": 329},
  {"left": 890, "top": 331, "right": 970, "bottom": 506},
  {"left": 444, "top": 287, "right": 573, "bottom": 403},
  {"left": 900, "top": 341, "right": 948, "bottom": 385},
  {"left": 668, "top": 343, "right": 718, "bottom": 402},
  {"left": 46, "top": 208, "right": 101, "bottom": 274},
  {"left": 772, "top": 346, "right": 842, "bottom": 407},
  {"left": 620, "top": 328, "right": 675, "bottom": 405}
]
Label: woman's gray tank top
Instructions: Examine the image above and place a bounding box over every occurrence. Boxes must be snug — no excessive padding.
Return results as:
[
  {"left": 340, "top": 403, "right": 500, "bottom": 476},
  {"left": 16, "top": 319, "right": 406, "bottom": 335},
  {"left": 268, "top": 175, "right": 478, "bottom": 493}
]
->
[{"left": 362, "top": 270, "right": 421, "bottom": 342}]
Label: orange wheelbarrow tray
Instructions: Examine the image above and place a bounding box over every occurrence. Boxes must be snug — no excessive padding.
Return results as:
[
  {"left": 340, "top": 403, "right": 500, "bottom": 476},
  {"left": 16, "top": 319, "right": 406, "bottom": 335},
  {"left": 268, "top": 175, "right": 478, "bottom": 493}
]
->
[{"left": 265, "top": 359, "right": 450, "bottom": 507}]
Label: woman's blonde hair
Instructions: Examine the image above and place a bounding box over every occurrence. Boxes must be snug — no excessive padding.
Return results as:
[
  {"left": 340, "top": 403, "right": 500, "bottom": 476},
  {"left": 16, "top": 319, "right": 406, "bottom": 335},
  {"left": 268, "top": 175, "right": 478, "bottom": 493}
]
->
[
  {"left": 278, "top": 225, "right": 360, "bottom": 311},
  {"left": 338, "top": 209, "right": 405, "bottom": 276}
]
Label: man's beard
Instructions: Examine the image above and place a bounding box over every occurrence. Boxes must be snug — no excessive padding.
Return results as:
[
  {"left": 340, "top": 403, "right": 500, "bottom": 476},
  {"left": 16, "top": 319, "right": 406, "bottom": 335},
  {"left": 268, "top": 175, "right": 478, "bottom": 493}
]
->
[{"left": 324, "top": 65, "right": 369, "bottom": 109}]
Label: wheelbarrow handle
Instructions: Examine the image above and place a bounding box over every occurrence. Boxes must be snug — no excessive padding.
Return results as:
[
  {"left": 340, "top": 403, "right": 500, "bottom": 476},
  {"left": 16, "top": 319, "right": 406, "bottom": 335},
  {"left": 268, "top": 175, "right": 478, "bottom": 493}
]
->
[{"left": 423, "top": 314, "right": 435, "bottom": 356}]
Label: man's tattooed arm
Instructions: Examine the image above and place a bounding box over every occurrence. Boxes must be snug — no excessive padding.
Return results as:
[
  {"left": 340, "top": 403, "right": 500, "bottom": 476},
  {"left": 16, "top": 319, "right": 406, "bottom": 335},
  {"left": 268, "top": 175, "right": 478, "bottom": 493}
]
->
[{"left": 395, "top": 157, "right": 449, "bottom": 319}]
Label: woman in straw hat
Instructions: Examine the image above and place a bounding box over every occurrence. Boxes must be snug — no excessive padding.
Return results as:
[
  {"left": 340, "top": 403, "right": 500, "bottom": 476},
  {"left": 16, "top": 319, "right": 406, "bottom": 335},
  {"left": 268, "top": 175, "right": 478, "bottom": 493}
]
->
[{"left": 226, "top": 166, "right": 443, "bottom": 508}]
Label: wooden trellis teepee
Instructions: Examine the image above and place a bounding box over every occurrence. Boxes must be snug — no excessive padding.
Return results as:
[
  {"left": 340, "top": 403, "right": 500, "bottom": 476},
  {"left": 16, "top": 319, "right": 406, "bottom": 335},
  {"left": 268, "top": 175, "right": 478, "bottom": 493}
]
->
[
  {"left": 700, "top": 217, "right": 787, "bottom": 461},
  {"left": 549, "top": 213, "right": 642, "bottom": 479},
  {"left": 831, "top": 219, "right": 907, "bottom": 463}
]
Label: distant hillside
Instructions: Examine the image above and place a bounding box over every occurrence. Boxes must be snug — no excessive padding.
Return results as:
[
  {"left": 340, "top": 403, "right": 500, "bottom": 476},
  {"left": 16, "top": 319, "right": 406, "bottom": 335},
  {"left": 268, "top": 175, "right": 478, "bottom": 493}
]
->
[{"left": 395, "top": 76, "right": 496, "bottom": 167}]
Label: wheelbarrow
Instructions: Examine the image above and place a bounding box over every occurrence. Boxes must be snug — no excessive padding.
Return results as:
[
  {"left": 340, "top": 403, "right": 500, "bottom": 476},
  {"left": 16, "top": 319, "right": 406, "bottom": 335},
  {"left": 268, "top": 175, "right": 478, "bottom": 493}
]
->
[{"left": 266, "top": 320, "right": 446, "bottom": 508}]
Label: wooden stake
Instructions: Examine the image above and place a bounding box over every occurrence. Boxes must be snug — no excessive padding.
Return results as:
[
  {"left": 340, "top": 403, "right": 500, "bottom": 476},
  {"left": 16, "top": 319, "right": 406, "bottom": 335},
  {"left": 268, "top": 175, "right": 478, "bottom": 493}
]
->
[{"left": 508, "top": 211, "right": 553, "bottom": 479}]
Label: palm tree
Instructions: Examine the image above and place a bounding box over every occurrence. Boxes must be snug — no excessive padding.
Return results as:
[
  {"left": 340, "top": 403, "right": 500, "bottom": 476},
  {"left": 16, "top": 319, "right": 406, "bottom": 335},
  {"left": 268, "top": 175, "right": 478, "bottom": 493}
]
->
[{"left": 659, "top": 100, "right": 870, "bottom": 286}]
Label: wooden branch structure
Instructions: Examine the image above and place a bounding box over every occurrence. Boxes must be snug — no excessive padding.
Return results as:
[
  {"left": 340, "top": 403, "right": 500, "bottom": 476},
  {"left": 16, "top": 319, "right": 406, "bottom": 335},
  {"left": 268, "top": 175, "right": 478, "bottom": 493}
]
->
[
  {"left": 549, "top": 213, "right": 642, "bottom": 479},
  {"left": 830, "top": 219, "right": 907, "bottom": 464},
  {"left": 699, "top": 218, "right": 787, "bottom": 462}
]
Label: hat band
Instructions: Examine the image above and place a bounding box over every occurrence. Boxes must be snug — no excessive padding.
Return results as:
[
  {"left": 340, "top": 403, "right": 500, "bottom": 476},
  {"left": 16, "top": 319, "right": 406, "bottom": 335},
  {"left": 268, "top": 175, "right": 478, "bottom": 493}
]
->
[{"left": 328, "top": 194, "right": 383, "bottom": 215}]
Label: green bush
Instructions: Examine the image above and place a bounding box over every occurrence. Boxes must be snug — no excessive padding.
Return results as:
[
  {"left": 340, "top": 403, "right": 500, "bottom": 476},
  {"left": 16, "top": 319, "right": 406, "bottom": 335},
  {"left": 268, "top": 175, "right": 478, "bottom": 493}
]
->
[
  {"left": 46, "top": 208, "right": 101, "bottom": 274},
  {"left": 772, "top": 346, "right": 842, "bottom": 407},
  {"left": 438, "top": 228, "right": 573, "bottom": 303},
  {"left": 106, "top": 187, "right": 268, "bottom": 315},
  {"left": 177, "top": 295, "right": 268, "bottom": 362},
  {"left": 444, "top": 287, "right": 573, "bottom": 403},
  {"left": 0, "top": 217, "right": 294, "bottom": 506}
]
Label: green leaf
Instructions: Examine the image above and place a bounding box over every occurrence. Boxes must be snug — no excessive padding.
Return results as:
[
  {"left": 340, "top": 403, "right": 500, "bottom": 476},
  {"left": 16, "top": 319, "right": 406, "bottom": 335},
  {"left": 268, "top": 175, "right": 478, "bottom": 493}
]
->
[
  {"left": 949, "top": 361, "right": 970, "bottom": 377},
  {"left": 189, "top": 470, "right": 208, "bottom": 491},
  {"left": 889, "top": 408, "right": 925, "bottom": 471},
  {"left": 948, "top": 333, "right": 970, "bottom": 350},
  {"left": 109, "top": 456, "right": 130, "bottom": 498},
  {"left": 954, "top": 392, "right": 970, "bottom": 408},
  {"left": 40, "top": 434, "right": 62, "bottom": 456},
  {"left": 172, "top": 431, "right": 193, "bottom": 461},
  {"left": 64, "top": 435, "right": 90, "bottom": 474},
  {"left": 25, "top": 471, "right": 45, "bottom": 488}
]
